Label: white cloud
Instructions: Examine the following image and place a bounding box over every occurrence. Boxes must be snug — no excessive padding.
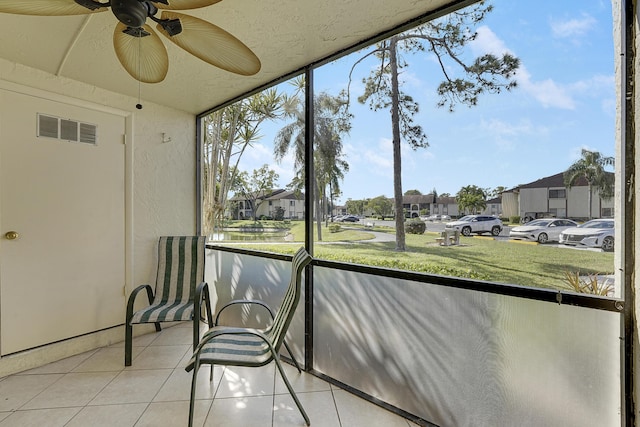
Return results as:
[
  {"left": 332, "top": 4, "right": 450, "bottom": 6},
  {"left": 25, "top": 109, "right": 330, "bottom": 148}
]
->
[
  {"left": 363, "top": 138, "right": 394, "bottom": 171},
  {"left": 550, "top": 14, "right": 597, "bottom": 39},
  {"left": 480, "top": 118, "right": 542, "bottom": 151},
  {"left": 469, "top": 26, "right": 514, "bottom": 57},
  {"left": 471, "top": 26, "right": 576, "bottom": 110},
  {"left": 518, "top": 71, "right": 576, "bottom": 110},
  {"left": 238, "top": 142, "right": 296, "bottom": 188},
  {"left": 570, "top": 74, "right": 615, "bottom": 95}
]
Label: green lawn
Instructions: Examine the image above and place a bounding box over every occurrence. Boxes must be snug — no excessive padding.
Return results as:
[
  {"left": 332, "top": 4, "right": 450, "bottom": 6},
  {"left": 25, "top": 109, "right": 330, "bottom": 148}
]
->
[{"left": 215, "top": 221, "right": 614, "bottom": 292}]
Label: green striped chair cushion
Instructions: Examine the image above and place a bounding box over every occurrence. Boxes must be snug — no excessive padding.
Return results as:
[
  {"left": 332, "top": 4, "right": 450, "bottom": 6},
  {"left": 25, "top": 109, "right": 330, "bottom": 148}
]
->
[
  {"left": 130, "top": 236, "right": 205, "bottom": 324},
  {"left": 191, "top": 327, "right": 275, "bottom": 366}
]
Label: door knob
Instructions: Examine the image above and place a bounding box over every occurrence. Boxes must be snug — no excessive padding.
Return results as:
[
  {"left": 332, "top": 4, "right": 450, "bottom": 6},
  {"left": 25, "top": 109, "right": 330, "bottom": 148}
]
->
[{"left": 4, "top": 231, "right": 19, "bottom": 240}]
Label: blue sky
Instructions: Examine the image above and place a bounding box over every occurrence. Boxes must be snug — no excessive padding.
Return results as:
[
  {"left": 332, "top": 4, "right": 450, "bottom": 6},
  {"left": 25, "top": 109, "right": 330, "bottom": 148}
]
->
[{"left": 237, "top": 0, "right": 616, "bottom": 204}]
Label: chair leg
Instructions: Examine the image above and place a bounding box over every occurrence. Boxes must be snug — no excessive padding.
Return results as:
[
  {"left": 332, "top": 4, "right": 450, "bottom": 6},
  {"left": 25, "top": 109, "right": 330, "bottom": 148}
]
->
[
  {"left": 274, "top": 353, "right": 310, "bottom": 426},
  {"left": 124, "top": 322, "right": 133, "bottom": 366},
  {"left": 188, "top": 352, "right": 202, "bottom": 427}
]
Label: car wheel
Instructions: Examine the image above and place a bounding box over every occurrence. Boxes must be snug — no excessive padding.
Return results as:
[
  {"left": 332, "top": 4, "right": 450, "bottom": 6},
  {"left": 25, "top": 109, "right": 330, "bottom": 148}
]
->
[
  {"left": 537, "top": 233, "right": 548, "bottom": 244},
  {"left": 461, "top": 226, "right": 471, "bottom": 236},
  {"left": 602, "top": 236, "right": 614, "bottom": 252},
  {"left": 491, "top": 226, "right": 501, "bottom": 236}
]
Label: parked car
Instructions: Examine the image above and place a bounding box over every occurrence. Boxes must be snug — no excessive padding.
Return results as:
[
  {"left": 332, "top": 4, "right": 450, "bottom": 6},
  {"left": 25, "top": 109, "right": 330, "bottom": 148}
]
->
[
  {"left": 509, "top": 218, "right": 578, "bottom": 244},
  {"left": 340, "top": 215, "right": 360, "bottom": 222},
  {"left": 421, "top": 214, "right": 451, "bottom": 222},
  {"left": 559, "top": 218, "right": 615, "bottom": 252},
  {"left": 445, "top": 215, "right": 503, "bottom": 236}
]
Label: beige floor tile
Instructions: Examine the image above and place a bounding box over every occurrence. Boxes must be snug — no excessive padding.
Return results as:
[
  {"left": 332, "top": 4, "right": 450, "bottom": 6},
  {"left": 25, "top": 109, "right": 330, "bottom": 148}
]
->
[
  {"left": 89, "top": 369, "right": 172, "bottom": 405},
  {"left": 0, "top": 407, "right": 81, "bottom": 427},
  {"left": 204, "top": 396, "right": 273, "bottom": 427},
  {"left": 127, "top": 345, "right": 191, "bottom": 370},
  {"left": 273, "top": 390, "right": 339, "bottom": 427},
  {"left": 153, "top": 366, "right": 224, "bottom": 402},
  {"left": 275, "top": 363, "right": 332, "bottom": 394},
  {"left": 333, "top": 389, "right": 411, "bottom": 427},
  {"left": 0, "top": 413, "right": 9, "bottom": 423},
  {"left": 17, "top": 351, "right": 97, "bottom": 375},
  {"left": 109, "top": 331, "right": 161, "bottom": 348},
  {"left": 0, "top": 374, "right": 62, "bottom": 412},
  {"left": 214, "top": 365, "right": 276, "bottom": 399},
  {"left": 65, "top": 403, "right": 148, "bottom": 427},
  {"left": 72, "top": 347, "right": 135, "bottom": 373},
  {"left": 22, "top": 372, "right": 118, "bottom": 410},
  {"left": 136, "top": 399, "right": 212, "bottom": 427},
  {"left": 150, "top": 325, "right": 197, "bottom": 346}
]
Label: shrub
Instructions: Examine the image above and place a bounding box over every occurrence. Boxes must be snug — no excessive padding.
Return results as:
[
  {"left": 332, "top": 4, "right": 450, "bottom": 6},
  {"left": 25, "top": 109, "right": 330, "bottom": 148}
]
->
[
  {"left": 273, "top": 206, "right": 285, "bottom": 221},
  {"left": 563, "top": 271, "right": 614, "bottom": 296},
  {"left": 328, "top": 224, "right": 341, "bottom": 233},
  {"left": 404, "top": 219, "right": 426, "bottom": 234},
  {"left": 510, "top": 216, "right": 520, "bottom": 224}
]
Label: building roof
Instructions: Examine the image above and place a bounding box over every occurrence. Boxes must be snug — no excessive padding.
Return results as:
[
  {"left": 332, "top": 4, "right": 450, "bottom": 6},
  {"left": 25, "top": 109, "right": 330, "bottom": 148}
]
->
[
  {"left": 403, "top": 194, "right": 434, "bottom": 205},
  {"left": 519, "top": 172, "right": 589, "bottom": 189},
  {"left": 265, "top": 190, "right": 305, "bottom": 201},
  {"left": 433, "top": 196, "right": 457, "bottom": 205}
]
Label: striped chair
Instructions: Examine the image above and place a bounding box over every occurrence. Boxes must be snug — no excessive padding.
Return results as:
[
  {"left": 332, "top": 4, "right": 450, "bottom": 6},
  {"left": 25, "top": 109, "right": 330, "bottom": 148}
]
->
[
  {"left": 124, "top": 236, "right": 213, "bottom": 366},
  {"left": 185, "top": 247, "right": 312, "bottom": 427}
]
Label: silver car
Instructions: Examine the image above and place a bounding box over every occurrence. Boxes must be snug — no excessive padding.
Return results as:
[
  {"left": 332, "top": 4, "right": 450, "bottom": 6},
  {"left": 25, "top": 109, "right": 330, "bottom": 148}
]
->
[
  {"left": 559, "top": 219, "right": 615, "bottom": 252},
  {"left": 445, "top": 215, "right": 503, "bottom": 236},
  {"left": 509, "top": 218, "right": 578, "bottom": 244}
]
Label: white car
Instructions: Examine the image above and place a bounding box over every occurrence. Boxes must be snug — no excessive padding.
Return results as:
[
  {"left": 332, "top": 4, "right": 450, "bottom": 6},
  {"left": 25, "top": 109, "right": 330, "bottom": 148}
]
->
[
  {"left": 445, "top": 215, "right": 503, "bottom": 236},
  {"left": 421, "top": 214, "right": 451, "bottom": 222},
  {"left": 509, "top": 218, "right": 578, "bottom": 244},
  {"left": 559, "top": 219, "right": 615, "bottom": 252}
]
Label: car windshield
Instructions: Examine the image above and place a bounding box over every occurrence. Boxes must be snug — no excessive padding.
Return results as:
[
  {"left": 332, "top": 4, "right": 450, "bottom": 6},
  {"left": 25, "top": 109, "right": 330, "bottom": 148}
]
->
[
  {"left": 578, "top": 220, "right": 614, "bottom": 229},
  {"left": 526, "top": 219, "right": 552, "bottom": 227},
  {"left": 458, "top": 216, "right": 473, "bottom": 221}
]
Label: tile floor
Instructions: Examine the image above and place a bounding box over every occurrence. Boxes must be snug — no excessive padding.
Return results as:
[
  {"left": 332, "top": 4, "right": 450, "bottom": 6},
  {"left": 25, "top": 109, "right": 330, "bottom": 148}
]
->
[{"left": 0, "top": 322, "right": 418, "bottom": 427}]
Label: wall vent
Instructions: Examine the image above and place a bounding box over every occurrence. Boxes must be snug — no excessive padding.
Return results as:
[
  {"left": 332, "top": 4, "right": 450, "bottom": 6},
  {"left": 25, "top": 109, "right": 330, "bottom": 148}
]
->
[{"left": 37, "top": 113, "right": 97, "bottom": 145}]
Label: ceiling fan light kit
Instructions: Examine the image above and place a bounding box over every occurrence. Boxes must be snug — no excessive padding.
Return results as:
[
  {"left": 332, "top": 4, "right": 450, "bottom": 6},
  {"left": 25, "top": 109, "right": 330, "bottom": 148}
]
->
[{"left": 0, "top": 0, "right": 261, "bottom": 84}]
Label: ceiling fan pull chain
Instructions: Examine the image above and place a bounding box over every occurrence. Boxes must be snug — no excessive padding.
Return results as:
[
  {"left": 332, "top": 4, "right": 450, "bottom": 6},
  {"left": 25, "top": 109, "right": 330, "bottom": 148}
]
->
[{"left": 136, "top": 34, "right": 143, "bottom": 109}]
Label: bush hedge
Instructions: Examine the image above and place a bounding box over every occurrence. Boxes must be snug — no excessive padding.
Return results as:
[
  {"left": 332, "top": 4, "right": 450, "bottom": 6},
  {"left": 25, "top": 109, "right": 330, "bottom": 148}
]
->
[{"left": 404, "top": 219, "right": 426, "bottom": 234}]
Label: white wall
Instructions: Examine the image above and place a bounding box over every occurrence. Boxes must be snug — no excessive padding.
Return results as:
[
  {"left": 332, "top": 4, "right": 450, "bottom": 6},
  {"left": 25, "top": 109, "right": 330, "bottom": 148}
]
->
[{"left": 0, "top": 58, "right": 197, "bottom": 374}]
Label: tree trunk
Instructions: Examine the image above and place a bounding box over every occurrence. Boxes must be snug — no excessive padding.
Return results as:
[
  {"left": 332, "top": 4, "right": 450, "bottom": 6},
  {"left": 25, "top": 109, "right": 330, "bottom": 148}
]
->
[
  {"left": 314, "top": 169, "right": 323, "bottom": 241},
  {"left": 390, "top": 38, "right": 406, "bottom": 251},
  {"left": 587, "top": 184, "right": 593, "bottom": 219}
]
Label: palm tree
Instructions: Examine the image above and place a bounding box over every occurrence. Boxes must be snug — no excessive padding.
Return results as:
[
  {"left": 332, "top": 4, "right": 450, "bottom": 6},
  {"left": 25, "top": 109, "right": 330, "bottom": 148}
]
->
[
  {"left": 202, "top": 89, "right": 284, "bottom": 236},
  {"left": 563, "top": 149, "right": 614, "bottom": 219},
  {"left": 274, "top": 77, "right": 351, "bottom": 240}
]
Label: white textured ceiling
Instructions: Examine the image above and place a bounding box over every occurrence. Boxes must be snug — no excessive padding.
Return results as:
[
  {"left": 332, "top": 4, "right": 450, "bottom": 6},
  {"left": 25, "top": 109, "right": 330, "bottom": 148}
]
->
[{"left": 0, "top": 0, "right": 459, "bottom": 114}]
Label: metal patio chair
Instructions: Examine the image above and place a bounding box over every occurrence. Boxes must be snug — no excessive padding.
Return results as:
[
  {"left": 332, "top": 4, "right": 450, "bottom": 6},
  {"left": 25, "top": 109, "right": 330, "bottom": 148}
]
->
[
  {"left": 185, "top": 247, "right": 312, "bottom": 427},
  {"left": 124, "top": 236, "right": 213, "bottom": 366}
]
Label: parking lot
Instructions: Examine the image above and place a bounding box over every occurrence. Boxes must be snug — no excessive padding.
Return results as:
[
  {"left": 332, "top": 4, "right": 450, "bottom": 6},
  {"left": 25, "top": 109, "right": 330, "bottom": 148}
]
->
[{"left": 361, "top": 219, "right": 606, "bottom": 251}]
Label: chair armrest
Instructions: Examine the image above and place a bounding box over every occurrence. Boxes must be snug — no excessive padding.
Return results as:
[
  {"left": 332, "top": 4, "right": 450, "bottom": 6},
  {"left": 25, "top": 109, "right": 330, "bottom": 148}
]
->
[
  {"left": 214, "top": 299, "right": 275, "bottom": 326},
  {"left": 126, "top": 284, "right": 154, "bottom": 323}
]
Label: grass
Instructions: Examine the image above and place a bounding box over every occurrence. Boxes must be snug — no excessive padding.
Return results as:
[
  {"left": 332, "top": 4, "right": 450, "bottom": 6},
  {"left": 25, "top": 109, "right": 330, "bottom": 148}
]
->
[{"left": 214, "top": 221, "right": 614, "bottom": 292}]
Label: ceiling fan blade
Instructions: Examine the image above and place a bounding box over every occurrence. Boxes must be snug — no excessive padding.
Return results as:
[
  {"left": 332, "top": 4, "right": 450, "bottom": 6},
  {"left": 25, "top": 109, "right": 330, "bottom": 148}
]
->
[
  {"left": 157, "top": 11, "right": 260, "bottom": 76},
  {"left": 113, "top": 22, "right": 169, "bottom": 83},
  {"left": 0, "top": 0, "right": 106, "bottom": 16},
  {"left": 154, "top": 0, "right": 222, "bottom": 11}
]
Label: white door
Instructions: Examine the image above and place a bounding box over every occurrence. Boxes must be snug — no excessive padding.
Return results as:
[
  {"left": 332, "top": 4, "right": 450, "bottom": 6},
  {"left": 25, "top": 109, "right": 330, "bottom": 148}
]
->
[{"left": 0, "top": 89, "right": 126, "bottom": 355}]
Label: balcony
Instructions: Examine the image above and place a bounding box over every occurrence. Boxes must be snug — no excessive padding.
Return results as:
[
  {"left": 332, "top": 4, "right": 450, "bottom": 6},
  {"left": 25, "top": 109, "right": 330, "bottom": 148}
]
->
[
  {"left": 0, "top": 245, "right": 624, "bottom": 426},
  {"left": 0, "top": 321, "right": 416, "bottom": 426}
]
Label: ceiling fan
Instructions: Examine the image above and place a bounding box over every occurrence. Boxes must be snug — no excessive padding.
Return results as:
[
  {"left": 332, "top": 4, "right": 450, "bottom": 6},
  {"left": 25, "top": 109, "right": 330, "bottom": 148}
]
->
[{"left": 0, "top": 0, "right": 261, "bottom": 83}]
